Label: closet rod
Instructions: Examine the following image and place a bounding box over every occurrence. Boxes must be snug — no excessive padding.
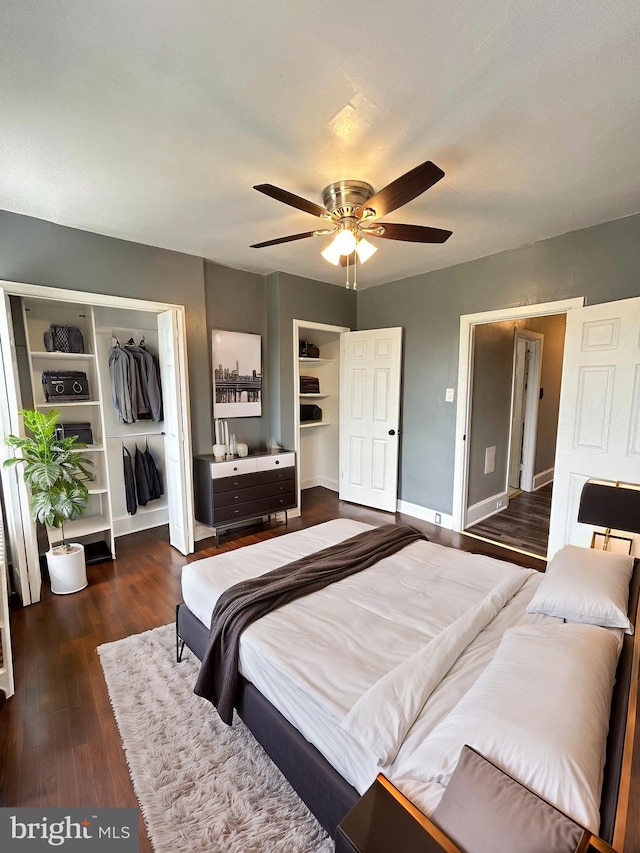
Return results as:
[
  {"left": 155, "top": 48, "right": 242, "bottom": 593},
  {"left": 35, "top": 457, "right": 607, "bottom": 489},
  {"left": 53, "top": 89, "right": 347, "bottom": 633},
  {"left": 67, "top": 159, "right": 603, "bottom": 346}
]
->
[{"left": 106, "top": 431, "right": 166, "bottom": 438}]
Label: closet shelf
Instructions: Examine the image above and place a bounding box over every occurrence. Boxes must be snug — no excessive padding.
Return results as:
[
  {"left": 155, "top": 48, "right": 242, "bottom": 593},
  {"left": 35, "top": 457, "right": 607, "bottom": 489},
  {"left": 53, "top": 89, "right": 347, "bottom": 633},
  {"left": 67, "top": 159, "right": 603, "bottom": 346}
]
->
[
  {"left": 299, "top": 393, "right": 329, "bottom": 399},
  {"left": 38, "top": 401, "right": 101, "bottom": 409},
  {"left": 47, "top": 515, "right": 110, "bottom": 543},
  {"left": 299, "top": 357, "right": 334, "bottom": 365},
  {"left": 30, "top": 351, "right": 96, "bottom": 360},
  {"left": 300, "top": 420, "right": 331, "bottom": 429}
]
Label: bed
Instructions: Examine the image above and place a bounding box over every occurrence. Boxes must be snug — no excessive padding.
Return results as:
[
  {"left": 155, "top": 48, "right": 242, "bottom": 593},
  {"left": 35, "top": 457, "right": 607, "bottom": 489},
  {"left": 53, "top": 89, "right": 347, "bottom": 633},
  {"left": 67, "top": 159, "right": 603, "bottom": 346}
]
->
[{"left": 176, "top": 519, "right": 640, "bottom": 848}]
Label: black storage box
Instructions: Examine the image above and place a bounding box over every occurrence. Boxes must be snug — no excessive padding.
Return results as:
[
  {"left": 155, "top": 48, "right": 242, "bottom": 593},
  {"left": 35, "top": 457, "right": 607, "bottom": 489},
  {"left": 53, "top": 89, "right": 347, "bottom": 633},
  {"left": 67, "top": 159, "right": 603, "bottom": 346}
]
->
[
  {"left": 42, "top": 370, "right": 90, "bottom": 402},
  {"left": 300, "top": 404, "right": 322, "bottom": 421},
  {"left": 54, "top": 422, "right": 93, "bottom": 444},
  {"left": 299, "top": 341, "right": 320, "bottom": 358},
  {"left": 300, "top": 375, "right": 320, "bottom": 393}
]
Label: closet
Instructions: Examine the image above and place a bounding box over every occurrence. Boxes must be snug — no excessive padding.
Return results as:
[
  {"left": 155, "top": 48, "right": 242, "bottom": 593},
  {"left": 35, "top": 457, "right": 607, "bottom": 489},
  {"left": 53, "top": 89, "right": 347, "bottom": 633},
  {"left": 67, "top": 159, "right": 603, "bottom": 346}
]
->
[
  {"left": 0, "top": 281, "right": 194, "bottom": 606},
  {"left": 293, "top": 320, "right": 349, "bottom": 514}
]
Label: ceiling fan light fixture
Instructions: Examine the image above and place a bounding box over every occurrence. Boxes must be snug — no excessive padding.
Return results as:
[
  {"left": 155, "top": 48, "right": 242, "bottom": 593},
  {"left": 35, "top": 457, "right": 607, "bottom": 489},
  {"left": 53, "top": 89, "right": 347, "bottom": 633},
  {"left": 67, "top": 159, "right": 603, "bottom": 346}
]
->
[
  {"left": 355, "top": 237, "right": 377, "bottom": 264},
  {"left": 321, "top": 239, "right": 343, "bottom": 266},
  {"left": 333, "top": 227, "right": 357, "bottom": 256}
]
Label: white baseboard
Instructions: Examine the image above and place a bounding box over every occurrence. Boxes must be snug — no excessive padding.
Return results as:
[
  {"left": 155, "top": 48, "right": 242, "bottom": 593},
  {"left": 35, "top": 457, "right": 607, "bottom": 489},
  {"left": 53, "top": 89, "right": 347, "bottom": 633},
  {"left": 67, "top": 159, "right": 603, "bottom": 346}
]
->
[
  {"left": 194, "top": 521, "right": 216, "bottom": 541},
  {"left": 533, "top": 467, "right": 554, "bottom": 490},
  {"left": 319, "top": 477, "right": 339, "bottom": 493},
  {"left": 396, "top": 499, "right": 454, "bottom": 529},
  {"left": 465, "top": 491, "right": 509, "bottom": 527},
  {"left": 301, "top": 477, "right": 321, "bottom": 490}
]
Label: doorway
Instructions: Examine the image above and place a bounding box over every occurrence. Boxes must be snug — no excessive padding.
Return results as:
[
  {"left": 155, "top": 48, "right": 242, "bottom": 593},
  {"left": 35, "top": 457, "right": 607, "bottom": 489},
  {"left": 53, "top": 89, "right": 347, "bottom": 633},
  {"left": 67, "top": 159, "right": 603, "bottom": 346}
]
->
[{"left": 452, "top": 299, "right": 579, "bottom": 558}]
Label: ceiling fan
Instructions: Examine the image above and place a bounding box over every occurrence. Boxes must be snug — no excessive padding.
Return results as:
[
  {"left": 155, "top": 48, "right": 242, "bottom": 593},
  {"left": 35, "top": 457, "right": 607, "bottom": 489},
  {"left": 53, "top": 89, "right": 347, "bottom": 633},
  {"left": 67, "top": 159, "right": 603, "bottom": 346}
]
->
[{"left": 250, "top": 159, "right": 452, "bottom": 272}]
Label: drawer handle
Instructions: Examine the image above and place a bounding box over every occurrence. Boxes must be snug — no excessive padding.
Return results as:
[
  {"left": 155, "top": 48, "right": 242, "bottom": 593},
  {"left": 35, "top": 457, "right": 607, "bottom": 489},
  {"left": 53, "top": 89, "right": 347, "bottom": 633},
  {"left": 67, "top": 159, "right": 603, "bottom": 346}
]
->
[
  {"left": 278, "top": 498, "right": 284, "bottom": 504},
  {"left": 233, "top": 495, "right": 240, "bottom": 500},
  {"left": 275, "top": 460, "right": 280, "bottom": 465},
  {"left": 232, "top": 480, "right": 239, "bottom": 486},
  {"left": 233, "top": 466, "right": 238, "bottom": 471},
  {"left": 233, "top": 509, "right": 240, "bottom": 515}
]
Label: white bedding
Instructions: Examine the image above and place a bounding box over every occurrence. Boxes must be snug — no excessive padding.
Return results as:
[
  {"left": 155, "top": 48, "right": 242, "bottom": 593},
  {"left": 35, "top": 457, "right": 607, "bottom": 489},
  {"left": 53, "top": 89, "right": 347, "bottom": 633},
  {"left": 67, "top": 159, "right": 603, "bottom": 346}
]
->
[{"left": 181, "top": 519, "right": 618, "bottom": 829}]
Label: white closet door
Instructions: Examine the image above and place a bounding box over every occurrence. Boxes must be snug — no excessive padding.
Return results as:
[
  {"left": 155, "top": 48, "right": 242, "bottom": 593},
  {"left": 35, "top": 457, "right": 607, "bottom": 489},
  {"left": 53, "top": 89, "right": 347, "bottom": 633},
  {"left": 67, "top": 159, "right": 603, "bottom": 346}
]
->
[
  {"left": 339, "top": 327, "right": 403, "bottom": 512},
  {"left": 548, "top": 297, "right": 640, "bottom": 557},
  {"left": 157, "top": 309, "right": 195, "bottom": 555},
  {"left": 0, "top": 289, "right": 40, "bottom": 604}
]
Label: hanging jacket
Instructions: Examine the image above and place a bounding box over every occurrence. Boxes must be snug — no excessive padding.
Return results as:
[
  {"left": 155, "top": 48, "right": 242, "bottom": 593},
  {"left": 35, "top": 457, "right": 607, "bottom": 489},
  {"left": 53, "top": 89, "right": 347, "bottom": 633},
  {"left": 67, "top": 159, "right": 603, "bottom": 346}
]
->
[
  {"left": 123, "top": 446, "right": 137, "bottom": 515},
  {"left": 134, "top": 445, "right": 151, "bottom": 507},
  {"left": 144, "top": 443, "right": 164, "bottom": 500},
  {"left": 108, "top": 344, "right": 135, "bottom": 424}
]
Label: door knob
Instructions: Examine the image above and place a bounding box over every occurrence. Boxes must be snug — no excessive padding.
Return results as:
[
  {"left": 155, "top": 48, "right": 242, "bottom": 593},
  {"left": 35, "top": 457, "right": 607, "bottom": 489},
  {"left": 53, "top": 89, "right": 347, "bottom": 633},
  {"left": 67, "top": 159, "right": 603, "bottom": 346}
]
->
[{"left": 388, "top": 429, "right": 396, "bottom": 436}]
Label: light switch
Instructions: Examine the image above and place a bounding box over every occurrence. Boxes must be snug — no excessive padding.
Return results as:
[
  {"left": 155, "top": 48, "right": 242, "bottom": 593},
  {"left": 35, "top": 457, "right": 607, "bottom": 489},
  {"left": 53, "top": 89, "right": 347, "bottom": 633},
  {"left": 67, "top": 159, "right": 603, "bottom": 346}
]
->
[{"left": 445, "top": 387, "right": 455, "bottom": 402}]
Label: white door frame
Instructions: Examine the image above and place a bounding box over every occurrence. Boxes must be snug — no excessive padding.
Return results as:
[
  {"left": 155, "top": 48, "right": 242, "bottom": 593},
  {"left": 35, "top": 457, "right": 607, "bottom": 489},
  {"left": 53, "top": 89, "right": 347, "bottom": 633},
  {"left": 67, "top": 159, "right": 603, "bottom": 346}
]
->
[
  {"left": 452, "top": 297, "right": 583, "bottom": 533},
  {"left": 508, "top": 329, "right": 544, "bottom": 493},
  {"left": 292, "top": 319, "right": 350, "bottom": 518}
]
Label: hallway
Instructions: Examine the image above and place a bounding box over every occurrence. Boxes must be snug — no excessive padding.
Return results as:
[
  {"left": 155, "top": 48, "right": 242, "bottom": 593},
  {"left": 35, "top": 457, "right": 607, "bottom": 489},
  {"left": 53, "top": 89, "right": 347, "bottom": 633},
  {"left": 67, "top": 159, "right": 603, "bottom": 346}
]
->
[{"left": 466, "top": 483, "right": 553, "bottom": 558}]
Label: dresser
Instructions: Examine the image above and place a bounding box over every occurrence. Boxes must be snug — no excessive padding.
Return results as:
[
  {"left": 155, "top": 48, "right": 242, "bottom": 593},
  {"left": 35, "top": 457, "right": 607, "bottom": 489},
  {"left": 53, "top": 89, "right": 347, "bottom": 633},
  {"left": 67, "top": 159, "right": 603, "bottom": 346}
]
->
[{"left": 193, "top": 451, "right": 296, "bottom": 545}]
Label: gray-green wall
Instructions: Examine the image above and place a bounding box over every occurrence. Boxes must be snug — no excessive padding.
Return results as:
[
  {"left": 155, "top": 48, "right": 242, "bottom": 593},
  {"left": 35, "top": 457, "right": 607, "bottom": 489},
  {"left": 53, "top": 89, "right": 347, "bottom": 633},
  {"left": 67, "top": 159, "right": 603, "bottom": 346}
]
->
[
  {"left": 3, "top": 207, "right": 639, "bottom": 518},
  {"left": 266, "top": 272, "right": 357, "bottom": 451},
  {"left": 0, "top": 210, "right": 212, "bottom": 455},
  {"left": 357, "top": 213, "right": 640, "bottom": 515},
  {"left": 204, "top": 262, "right": 268, "bottom": 452}
]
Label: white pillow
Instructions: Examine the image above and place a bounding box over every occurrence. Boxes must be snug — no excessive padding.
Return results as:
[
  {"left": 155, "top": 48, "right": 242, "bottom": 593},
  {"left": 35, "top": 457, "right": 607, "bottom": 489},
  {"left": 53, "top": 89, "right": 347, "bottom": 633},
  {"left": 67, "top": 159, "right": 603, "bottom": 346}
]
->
[
  {"left": 527, "top": 544, "right": 634, "bottom": 633},
  {"left": 414, "top": 622, "right": 620, "bottom": 833}
]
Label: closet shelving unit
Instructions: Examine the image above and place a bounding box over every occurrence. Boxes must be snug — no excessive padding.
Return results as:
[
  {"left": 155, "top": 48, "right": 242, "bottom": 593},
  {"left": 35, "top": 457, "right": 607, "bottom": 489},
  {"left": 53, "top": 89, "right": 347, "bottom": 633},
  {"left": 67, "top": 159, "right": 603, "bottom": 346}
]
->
[
  {"left": 20, "top": 298, "right": 114, "bottom": 557},
  {"left": 294, "top": 321, "right": 348, "bottom": 510},
  {"left": 299, "top": 356, "right": 333, "bottom": 428},
  {"left": 18, "top": 298, "right": 170, "bottom": 560}
]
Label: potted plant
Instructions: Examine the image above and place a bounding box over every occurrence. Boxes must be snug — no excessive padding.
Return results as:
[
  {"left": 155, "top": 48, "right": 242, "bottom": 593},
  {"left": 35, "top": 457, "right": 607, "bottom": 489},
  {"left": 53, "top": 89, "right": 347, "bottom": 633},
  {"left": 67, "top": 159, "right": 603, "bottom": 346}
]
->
[{"left": 4, "top": 408, "right": 93, "bottom": 594}]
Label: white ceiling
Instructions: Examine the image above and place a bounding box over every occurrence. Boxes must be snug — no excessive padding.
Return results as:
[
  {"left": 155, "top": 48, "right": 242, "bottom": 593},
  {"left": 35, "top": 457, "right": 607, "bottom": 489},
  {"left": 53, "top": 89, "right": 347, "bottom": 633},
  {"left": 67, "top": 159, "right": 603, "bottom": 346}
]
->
[{"left": 2, "top": 1, "right": 639, "bottom": 289}]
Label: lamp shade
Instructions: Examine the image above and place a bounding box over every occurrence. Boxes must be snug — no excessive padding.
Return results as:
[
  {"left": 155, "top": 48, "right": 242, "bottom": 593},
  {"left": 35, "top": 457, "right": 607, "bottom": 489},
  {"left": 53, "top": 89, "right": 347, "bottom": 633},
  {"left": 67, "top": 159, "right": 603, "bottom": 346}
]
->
[{"left": 578, "top": 482, "right": 640, "bottom": 534}]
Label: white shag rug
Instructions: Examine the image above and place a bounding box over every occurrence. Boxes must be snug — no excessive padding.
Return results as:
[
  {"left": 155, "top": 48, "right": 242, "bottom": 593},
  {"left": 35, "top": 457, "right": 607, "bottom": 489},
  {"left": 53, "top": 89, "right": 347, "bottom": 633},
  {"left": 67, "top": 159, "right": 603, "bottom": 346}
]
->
[{"left": 98, "top": 624, "right": 334, "bottom": 853}]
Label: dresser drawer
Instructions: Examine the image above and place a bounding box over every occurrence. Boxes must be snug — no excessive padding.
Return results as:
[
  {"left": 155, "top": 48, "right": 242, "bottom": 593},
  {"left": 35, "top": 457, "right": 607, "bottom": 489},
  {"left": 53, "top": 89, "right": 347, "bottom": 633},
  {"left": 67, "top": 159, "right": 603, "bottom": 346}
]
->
[
  {"left": 214, "top": 491, "right": 296, "bottom": 523},
  {"left": 256, "top": 452, "right": 295, "bottom": 471},
  {"left": 210, "top": 457, "right": 258, "bottom": 479},
  {"left": 212, "top": 466, "right": 295, "bottom": 494},
  {"left": 215, "top": 479, "right": 296, "bottom": 508}
]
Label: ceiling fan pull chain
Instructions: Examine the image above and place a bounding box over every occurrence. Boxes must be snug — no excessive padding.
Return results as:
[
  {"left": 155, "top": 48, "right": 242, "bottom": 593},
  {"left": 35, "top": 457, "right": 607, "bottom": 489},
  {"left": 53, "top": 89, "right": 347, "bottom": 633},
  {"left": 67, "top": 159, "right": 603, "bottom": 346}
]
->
[{"left": 353, "top": 255, "right": 358, "bottom": 290}]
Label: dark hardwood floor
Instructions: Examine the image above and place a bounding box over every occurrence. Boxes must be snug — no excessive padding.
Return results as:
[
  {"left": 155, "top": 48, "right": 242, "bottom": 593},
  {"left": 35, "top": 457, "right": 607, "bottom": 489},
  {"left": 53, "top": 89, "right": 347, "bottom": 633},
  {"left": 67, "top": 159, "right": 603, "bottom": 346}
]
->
[
  {"left": 466, "top": 483, "right": 553, "bottom": 558},
  {"left": 1, "top": 487, "right": 638, "bottom": 852}
]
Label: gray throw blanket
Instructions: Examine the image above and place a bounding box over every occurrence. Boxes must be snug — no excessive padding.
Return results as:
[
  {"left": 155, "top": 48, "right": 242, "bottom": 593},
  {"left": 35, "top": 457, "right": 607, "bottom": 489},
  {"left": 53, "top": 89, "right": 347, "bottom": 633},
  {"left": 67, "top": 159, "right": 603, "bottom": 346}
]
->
[{"left": 194, "top": 523, "right": 427, "bottom": 724}]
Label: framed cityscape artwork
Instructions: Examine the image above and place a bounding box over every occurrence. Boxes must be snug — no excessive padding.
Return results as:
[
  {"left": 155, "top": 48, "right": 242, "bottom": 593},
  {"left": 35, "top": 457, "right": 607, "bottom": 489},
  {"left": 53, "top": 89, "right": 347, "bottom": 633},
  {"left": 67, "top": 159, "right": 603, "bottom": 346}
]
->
[{"left": 211, "top": 330, "right": 262, "bottom": 417}]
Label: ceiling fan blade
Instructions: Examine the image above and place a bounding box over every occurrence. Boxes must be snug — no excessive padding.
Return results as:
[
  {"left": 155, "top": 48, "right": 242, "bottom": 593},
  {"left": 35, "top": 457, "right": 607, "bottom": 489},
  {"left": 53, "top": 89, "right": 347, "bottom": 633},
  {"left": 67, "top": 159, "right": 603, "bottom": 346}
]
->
[
  {"left": 356, "top": 161, "right": 445, "bottom": 220},
  {"left": 371, "top": 223, "right": 452, "bottom": 243},
  {"left": 250, "top": 231, "right": 317, "bottom": 249},
  {"left": 254, "top": 184, "right": 335, "bottom": 220}
]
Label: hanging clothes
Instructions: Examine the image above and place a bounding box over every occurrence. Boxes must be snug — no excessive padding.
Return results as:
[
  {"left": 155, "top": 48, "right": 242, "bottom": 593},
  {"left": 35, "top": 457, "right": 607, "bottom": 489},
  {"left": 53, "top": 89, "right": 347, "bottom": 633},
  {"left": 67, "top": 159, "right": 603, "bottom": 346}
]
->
[
  {"left": 123, "top": 446, "right": 137, "bottom": 515},
  {"left": 134, "top": 445, "right": 152, "bottom": 507},
  {"left": 144, "top": 441, "right": 164, "bottom": 500},
  {"left": 108, "top": 339, "right": 135, "bottom": 424},
  {"left": 138, "top": 338, "right": 163, "bottom": 421}
]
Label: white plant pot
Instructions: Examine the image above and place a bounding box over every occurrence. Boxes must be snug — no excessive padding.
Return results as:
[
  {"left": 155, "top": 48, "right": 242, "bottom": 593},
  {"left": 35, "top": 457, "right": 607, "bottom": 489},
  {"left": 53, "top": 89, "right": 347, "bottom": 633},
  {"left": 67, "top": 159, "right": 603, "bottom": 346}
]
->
[{"left": 46, "top": 543, "right": 87, "bottom": 595}]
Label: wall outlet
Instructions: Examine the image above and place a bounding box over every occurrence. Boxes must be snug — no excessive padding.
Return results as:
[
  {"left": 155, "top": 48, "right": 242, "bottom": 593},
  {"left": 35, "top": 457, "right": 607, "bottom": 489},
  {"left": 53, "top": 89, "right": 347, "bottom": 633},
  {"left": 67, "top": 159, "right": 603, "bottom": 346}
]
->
[
  {"left": 445, "top": 387, "right": 455, "bottom": 402},
  {"left": 435, "top": 512, "right": 442, "bottom": 525}
]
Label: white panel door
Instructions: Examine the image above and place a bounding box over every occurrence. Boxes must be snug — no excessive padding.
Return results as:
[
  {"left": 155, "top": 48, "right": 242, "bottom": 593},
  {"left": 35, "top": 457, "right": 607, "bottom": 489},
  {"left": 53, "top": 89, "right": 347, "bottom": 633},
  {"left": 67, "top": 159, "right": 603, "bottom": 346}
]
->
[
  {"left": 548, "top": 297, "right": 640, "bottom": 557},
  {"left": 339, "top": 327, "right": 403, "bottom": 512},
  {"left": 0, "top": 289, "right": 40, "bottom": 604},
  {"left": 157, "top": 309, "right": 195, "bottom": 555}
]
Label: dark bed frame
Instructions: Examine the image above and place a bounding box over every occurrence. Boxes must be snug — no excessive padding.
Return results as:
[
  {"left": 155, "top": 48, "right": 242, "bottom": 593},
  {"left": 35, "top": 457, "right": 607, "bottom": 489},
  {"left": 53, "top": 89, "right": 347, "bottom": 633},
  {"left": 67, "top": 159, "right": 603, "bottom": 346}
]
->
[{"left": 175, "top": 559, "right": 640, "bottom": 844}]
